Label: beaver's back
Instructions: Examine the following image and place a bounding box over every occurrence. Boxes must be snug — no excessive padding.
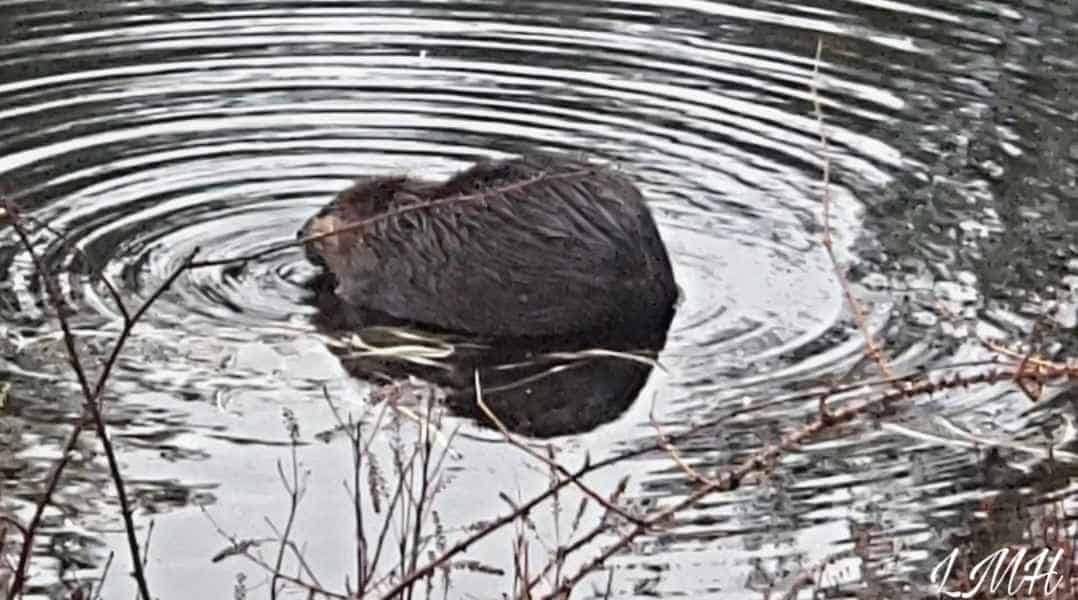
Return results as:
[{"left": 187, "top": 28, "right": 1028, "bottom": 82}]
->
[{"left": 302, "top": 154, "right": 677, "bottom": 341}]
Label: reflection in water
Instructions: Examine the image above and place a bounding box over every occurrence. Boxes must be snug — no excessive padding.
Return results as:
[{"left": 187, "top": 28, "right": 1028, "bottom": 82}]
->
[
  {"left": 310, "top": 272, "right": 672, "bottom": 437},
  {"left": 0, "top": 0, "right": 1077, "bottom": 598}
]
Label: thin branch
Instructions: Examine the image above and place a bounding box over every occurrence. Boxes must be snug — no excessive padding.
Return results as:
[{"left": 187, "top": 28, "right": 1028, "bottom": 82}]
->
[
  {"left": 320, "top": 388, "right": 372, "bottom": 594},
  {"left": 808, "top": 40, "right": 894, "bottom": 379},
  {"left": 187, "top": 169, "right": 592, "bottom": 269}
]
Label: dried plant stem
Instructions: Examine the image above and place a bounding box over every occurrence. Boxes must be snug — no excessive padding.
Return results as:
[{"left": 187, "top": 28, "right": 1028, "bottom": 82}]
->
[
  {"left": 365, "top": 453, "right": 415, "bottom": 592},
  {"left": 405, "top": 400, "right": 435, "bottom": 600},
  {"left": 270, "top": 436, "right": 302, "bottom": 600},
  {"left": 387, "top": 358, "right": 1057, "bottom": 598}
]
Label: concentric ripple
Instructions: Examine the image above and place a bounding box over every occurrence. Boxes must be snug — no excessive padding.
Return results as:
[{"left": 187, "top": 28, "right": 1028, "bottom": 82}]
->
[
  {"left": 4, "top": 1, "right": 1076, "bottom": 599},
  {"left": 0, "top": 2, "right": 887, "bottom": 367}
]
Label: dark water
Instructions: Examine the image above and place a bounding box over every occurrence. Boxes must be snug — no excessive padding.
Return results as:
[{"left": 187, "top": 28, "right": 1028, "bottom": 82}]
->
[{"left": 1, "top": 1, "right": 1077, "bottom": 598}]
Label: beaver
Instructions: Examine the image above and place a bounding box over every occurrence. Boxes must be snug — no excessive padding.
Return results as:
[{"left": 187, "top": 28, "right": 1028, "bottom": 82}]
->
[{"left": 299, "top": 153, "right": 677, "bottom": 342}]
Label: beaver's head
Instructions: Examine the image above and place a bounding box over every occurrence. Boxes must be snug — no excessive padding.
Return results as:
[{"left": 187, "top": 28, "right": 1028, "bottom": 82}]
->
[
  {"left": 298, "top": 175, "right": 439, "bottom": 270},
  {"left": 297, "top": 210, "right": 343, "bottom": 268}
]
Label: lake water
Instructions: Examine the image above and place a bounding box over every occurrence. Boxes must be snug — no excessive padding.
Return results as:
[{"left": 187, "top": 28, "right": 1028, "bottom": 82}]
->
[{"left": 2, "top": 1, "right": 1077, "bottom": 598}]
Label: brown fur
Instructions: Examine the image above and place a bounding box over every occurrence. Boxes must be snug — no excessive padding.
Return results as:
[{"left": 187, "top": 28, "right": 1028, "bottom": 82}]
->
[{"left": 301, "top": 154, "right": 677, "bottom": 341}]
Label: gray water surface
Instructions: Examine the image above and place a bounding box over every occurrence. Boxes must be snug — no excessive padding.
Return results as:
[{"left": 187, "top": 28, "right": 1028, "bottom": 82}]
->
[{"left": 2, "top": 1, "right": 1077, "bottom": 598}]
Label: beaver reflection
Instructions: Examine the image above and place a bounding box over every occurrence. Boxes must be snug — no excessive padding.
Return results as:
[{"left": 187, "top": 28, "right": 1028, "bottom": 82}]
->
[{"left": 301, "top": 153, "right": 677, "bottom": 437}]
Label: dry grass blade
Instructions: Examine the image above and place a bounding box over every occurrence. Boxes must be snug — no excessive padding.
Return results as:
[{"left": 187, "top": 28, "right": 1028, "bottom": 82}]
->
[
  {"left": 333, "top": 332, "right": 457, "bottom": 369},
  {"left": 492, "top": 348, "right": 665, "bottom": 372}
]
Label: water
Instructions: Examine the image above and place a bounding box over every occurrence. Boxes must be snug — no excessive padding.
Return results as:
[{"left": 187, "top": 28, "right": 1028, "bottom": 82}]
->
[{"left": 1, "top": 1, "right": 1077, "bottom": 598}]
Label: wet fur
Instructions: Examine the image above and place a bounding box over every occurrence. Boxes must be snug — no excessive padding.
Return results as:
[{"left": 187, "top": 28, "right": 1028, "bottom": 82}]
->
[{"left": 301, "top": 153, "right": 677, "bottom": 341}]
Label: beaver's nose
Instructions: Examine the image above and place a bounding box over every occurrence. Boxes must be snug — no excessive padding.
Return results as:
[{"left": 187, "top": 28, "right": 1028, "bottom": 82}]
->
[{"left": 296, "top": 228, "right": 305, "bottom": 240}]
